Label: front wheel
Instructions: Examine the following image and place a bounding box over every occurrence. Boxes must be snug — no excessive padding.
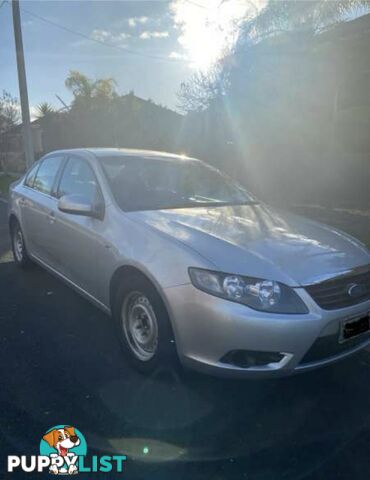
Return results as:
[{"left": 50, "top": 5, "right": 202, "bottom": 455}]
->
[
  {"left": 10, "top": 219, "right": 32, "bottom": 268},
  {"left": 113, "top": 275, "right": 178, "bottom": 374}
]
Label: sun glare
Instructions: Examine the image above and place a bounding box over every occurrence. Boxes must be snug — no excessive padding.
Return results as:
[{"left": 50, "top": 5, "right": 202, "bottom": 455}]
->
[{"left": 171, "top": 0, "right": 265, "bottom": 71}]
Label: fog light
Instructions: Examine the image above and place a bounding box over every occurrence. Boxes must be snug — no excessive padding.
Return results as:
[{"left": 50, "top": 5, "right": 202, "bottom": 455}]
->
[{"left": 220, "top": 350, "right": 284, "bottom": 368}]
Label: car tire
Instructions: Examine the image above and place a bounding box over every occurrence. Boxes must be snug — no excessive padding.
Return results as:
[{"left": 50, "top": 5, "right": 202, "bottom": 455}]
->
[
  {"left": 10, "top": 219, "right": 32, "bottom": 269},
  {"left": 113, "top": 274, "right": 179, "bottom": 374}
]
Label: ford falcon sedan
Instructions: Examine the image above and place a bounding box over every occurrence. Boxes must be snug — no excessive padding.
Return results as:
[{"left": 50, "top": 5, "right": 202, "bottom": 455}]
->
[{"left": 8, "top": 148, "right": 370, "bottom": 377}]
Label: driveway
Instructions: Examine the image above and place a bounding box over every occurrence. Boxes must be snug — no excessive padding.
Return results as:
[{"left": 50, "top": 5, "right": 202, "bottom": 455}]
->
[{"left": 1, "top": 200, "right": 370, "bottom": 479}]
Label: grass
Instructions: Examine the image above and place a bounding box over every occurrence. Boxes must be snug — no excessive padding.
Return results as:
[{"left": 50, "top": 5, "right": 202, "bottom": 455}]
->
[{"left": 0, "top": 174, "right": 20, "bottom": 196}]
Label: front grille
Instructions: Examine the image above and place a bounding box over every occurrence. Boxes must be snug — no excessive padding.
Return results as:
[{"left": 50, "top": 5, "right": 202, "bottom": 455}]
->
[
  {"left": 300, "top": 331, "right": 370, "bottom": 364},
  {"left": 305, "top": 266, "right": 370, "bottom": 310}
]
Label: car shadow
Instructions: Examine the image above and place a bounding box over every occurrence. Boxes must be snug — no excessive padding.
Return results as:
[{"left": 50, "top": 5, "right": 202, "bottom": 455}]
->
[{"left": 0, "top": 202, "right": 11, "bottom": 260}]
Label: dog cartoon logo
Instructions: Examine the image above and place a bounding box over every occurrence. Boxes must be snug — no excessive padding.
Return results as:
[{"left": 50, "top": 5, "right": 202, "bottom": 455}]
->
[{"left": 40, "top": 425, "right": 87, "bottom": 475}]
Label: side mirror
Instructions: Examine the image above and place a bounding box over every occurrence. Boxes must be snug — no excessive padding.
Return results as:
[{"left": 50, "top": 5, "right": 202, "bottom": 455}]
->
[{"left": 58, "top": 194, "right": 103, "bottom": 219}]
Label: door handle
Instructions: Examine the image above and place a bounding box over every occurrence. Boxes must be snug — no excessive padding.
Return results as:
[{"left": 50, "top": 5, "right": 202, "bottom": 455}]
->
[{"left": 47, "top": 211, "right": 56, "bottom": 224}]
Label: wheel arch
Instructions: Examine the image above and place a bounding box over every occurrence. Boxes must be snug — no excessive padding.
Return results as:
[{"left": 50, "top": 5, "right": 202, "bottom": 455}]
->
[
  {"left": 109, "top": 265, "right": 176, "bottom": 332},
  {"left": 8, "top": 213, "right": 19, "bottom": 230},
  {"left": 109, "top": 264, "right": 180, "bottom": 345}
]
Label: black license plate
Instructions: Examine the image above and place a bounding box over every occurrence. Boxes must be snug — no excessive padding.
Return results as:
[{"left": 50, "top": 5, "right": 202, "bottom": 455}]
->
[{"left": 340, "top": 314, "right": 370, "bottom": 342}]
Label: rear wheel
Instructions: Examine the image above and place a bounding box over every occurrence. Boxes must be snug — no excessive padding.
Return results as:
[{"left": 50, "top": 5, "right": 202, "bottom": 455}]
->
[
  {"left": 113, "top": 274, "right": 178, "bottom": 373},
  {"left": 10, "top": 219, "right": 32, "bottom": 268}
]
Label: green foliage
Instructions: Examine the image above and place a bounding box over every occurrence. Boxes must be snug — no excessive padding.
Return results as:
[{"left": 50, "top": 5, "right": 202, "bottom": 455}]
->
[
  {"left": 65, "top": 70, "right": 95, "bottom": 98},
  {"left": 0, "top": 90, "right": 19, "bottom": 134},
  {"left": 0, "top": 174, "right": 17, "bottom": 195},
  {"left": 37, "top": 70, "right": 184, "bottom": 154},
  {"left": 36, "top": 102, "right": 55, "bottom": 119},
  {"left": 65, "top": 70, "right": 117, "bottom": 111}
]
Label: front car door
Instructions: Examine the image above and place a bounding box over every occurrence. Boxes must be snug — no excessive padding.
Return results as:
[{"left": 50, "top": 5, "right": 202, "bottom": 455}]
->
[{"left": 52, "top": 155, "right": 104, "bottom": 298}]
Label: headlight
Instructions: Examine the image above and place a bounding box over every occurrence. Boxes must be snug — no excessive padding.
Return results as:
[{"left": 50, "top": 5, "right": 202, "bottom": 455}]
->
[{"left": 188, "top": 268, "right": 308, "bottom": 314}]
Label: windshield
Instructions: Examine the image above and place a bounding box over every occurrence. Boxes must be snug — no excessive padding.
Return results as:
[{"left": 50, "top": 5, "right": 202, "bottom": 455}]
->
[{"left": 100, "top": 156, "right": 254, "bottom": 211}]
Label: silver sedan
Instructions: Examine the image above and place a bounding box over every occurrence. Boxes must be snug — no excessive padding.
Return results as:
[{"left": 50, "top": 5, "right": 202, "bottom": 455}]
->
[{"left": 8, "top": 148, "right": 370, "bottom": 378}]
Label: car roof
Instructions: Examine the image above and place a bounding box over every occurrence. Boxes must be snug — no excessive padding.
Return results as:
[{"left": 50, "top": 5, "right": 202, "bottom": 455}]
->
[{"left": 47, "top": 148, "right": 198, "bottom": 162}]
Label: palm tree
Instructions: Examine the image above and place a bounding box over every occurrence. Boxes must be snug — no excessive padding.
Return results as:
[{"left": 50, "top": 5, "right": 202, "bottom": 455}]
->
[
  {"left": 36, "top": 102, "right": 55, "bottom": 119},
  {"left": 65, "top": 71, "right": 94, "bottom": 98},
  {"left": 65, "top": 71, "right": 117, "bottom": 101},
  {"left": 93, "top": 78, "right": 117, "bottom": 98}
]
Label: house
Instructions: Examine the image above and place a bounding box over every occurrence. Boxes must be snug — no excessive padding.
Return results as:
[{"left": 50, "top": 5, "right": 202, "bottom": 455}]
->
[{"left": 0, "top": 93, "right": 184, "bottom": 173}]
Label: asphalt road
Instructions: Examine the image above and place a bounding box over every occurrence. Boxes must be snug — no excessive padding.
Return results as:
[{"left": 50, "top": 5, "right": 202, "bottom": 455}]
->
[{"left": 1, "top": 200, "right": 370, "bottom": 479}]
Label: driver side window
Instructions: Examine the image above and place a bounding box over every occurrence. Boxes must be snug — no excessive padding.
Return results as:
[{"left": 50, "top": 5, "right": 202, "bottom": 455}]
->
[{"left": 58, "top": 157, "right": 99, "bottom": 203}]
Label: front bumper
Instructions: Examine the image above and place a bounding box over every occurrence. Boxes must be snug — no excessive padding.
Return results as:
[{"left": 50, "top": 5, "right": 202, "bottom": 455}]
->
[{"left": 164, "top": 284, "right": 370, "bottom": 378}]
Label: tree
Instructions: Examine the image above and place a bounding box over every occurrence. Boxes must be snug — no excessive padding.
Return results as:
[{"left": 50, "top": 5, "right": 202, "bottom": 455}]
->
[
  {"left": 0, "top": 90, "right": 19, "bottom": 134},
  {"left": 177, "top": 67, "right": 226, "bottom": 113},
  {"left": 36, "top": 102, "right": 55, "bottom": 119},
  {"left": 65, "top": 70, "right": 117, "bottom": 109},
  {"left": 243, "top": 0, "right": 370, "bottom": 40},
  {"left": 65, "top": 70, "right": 94, "bottom": 98},
  {"left": 64, "top": 71, "right": 119, "bottom": 147},
  {"left": 178, "top": 1, "right": 370, "bottom": 114}
]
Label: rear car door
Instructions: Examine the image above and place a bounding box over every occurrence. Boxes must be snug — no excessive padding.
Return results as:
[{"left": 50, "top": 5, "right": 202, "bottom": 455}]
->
[
  {"left": 52, "top": 155, "right": 104, "bottom": 297},
  {"left": 20, "top": 154, "right": 64, "bottom": 262}
]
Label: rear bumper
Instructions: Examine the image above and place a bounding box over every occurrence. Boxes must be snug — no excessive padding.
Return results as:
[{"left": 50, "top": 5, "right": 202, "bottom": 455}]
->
[{"left": 164, "top": 283, "right": 370, "bottom": 379}]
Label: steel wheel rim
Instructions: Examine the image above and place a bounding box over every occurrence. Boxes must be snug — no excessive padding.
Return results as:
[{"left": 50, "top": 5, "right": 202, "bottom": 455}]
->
[
  {"left": 13, "top": 226, "right": 24, "bottom": 262},
  {"left": 122, "top": 292, "right": 158, "bottom": 361}
]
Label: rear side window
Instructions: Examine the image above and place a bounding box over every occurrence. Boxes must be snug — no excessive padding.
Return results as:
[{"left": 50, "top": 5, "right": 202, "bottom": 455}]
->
[
  {"left": 24, "top": 162, "right": 40, "bottom": 188},
  {"left": 33, "top": 156, "right": 64, "bottom": 195}
]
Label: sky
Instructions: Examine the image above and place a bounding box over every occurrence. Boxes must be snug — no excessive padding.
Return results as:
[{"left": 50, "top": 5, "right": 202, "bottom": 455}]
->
[{"left": 0, "top": 0, "right": 255, "bottom": 116}]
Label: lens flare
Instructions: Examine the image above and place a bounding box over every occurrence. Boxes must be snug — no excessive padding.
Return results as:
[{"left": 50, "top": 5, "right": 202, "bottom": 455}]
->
[{"left": 171, "top": 0, "right": 266, "bottom": 70}]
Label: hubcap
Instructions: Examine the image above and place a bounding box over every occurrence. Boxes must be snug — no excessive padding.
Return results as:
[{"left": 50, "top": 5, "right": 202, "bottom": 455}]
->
[
  {"left": 13, "top": 226, "right": 24, "bottom": 262},
  {"left": 122, "top": 292, "right": 158, "bottom": 361}
]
